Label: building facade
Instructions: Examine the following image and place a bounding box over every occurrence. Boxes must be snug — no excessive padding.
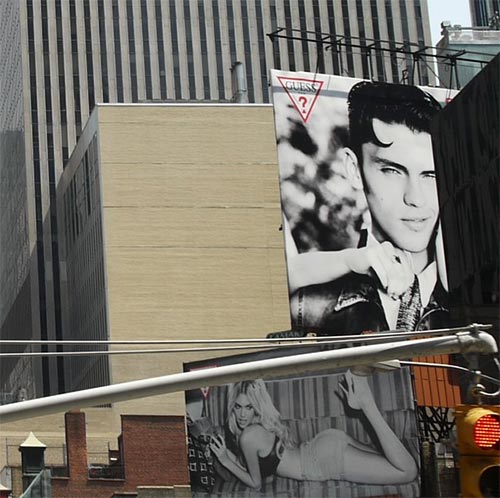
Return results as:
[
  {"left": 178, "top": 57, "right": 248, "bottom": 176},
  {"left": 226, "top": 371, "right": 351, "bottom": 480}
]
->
[
  {"left": 0, "top": 0, "right": 435, "bottom": 400},
  {"left": 0, "top": 103, "right": 290, "bottom": 469},
  {"left": 56, "top": 104, "right": 290, "bottom": 399},
  {"left": 470, "top": 0, "right": 500, "bottom": 27},
  {"left": 0, "top": 0, "right": 46, "bottom": 403},
  {"left": 432, "top": 53, "right": 499, "bottom": 388},
  {"left": 436, "top": 22, "right": 500, "bottom": 89},
  {"left": 6, "top": 411, "right": 189, "bottom": 497}
]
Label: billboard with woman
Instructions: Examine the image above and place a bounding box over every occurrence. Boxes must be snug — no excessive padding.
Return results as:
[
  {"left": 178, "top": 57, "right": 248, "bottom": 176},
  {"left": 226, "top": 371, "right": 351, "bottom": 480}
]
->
[{"left": 185, "top": 349, "right": 420, "bottom": 497}]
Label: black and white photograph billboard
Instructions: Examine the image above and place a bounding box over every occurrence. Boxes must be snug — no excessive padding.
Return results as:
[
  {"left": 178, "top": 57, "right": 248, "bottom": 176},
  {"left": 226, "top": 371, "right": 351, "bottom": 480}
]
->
[
  {"left": 185, "top": 350, "right": 420, "bottom": 497},
  {"left": 270, "top": 70, "right": 457, "bottom": 336}
]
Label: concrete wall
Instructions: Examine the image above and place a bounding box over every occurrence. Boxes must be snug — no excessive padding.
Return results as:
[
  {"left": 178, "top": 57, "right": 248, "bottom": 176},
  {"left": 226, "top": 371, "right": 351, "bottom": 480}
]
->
[{"left": 96, "top": 104, "right": 290, "bottom": 416}]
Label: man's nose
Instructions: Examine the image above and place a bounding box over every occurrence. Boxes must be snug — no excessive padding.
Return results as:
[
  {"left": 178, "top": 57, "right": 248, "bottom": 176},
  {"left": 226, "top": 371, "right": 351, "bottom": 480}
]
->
[{"left": 403, "top": 177, "right": 425, "bottom": 207}]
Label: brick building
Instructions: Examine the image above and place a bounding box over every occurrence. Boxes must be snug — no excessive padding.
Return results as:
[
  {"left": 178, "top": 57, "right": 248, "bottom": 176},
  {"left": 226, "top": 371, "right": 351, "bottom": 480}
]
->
[{"left": 9, "top": 411, "right": 189, "bottom": 498}]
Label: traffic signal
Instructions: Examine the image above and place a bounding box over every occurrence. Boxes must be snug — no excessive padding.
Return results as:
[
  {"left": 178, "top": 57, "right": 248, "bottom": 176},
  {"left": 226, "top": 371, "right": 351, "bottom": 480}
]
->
[{"left": 455, "top": 404, "right": 500, "bottom": 497}]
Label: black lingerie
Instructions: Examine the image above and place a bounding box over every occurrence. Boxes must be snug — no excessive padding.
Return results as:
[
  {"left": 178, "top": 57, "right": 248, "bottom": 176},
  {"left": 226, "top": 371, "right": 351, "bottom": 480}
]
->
[{"left": 258, "top": 435, "right": 282, "bottom": 477}]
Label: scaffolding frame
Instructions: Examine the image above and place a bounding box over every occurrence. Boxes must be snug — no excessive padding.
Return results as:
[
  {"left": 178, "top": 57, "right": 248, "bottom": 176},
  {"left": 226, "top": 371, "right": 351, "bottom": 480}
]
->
[{"left": 267, "top": 27, "right": 495, "bottom": 89}]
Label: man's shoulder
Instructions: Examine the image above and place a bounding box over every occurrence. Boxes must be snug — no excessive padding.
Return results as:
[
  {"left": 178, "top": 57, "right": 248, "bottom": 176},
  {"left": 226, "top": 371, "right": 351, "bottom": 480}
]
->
[
  {"left": 297, "top": 273, "right": 380, "bottom": 309},
  {"left": 291, "top": 273, "right": 387, "bottom": 334}
]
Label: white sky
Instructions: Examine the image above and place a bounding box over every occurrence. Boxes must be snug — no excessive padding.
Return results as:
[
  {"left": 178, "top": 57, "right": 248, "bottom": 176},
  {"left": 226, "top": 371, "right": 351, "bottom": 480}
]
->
[{"left": 427, "top": 0, "right": 472, "bottom": 44}]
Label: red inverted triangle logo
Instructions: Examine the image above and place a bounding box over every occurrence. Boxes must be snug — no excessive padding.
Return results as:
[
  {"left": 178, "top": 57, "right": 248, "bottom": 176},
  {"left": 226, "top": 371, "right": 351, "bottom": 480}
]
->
[{"left": 277, "top": 76, "right": 324, "bottom": 123}]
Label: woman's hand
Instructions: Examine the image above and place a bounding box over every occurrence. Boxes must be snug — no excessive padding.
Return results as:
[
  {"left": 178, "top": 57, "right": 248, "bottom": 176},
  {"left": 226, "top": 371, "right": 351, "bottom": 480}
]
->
[
  {"left": 339, "top": 370, "right": 376, "bottom": 411},
  {"left": 210, "top": 434, "right": 230, "bottom": 465},
  {"left": 209, "top": 432, "right": 263, "bottom": 490},
  {"left": 345, "top": 242, "right": 414, "bottom": 299}
]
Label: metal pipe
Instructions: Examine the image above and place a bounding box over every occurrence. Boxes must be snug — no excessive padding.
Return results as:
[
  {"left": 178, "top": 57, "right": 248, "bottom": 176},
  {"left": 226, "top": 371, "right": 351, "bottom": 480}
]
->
[
  {"left": 0, "top": 330, "right": 496, "bottom": 423},
  {"left": 230, "top": 61, "right": 248, "bottom": 103}
]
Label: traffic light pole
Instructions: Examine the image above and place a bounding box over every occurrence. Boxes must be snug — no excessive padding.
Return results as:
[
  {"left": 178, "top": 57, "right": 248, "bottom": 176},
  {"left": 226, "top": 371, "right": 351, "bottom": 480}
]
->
[
  {"left": 0, "top": 327, "right": 497, "bottom": 423},
  {"left": 456, "top": 403, "right": 500, "bottom": 497}
]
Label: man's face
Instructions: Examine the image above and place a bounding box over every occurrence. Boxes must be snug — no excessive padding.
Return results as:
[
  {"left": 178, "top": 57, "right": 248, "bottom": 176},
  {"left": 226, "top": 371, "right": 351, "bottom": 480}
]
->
[{"left": 360, "top": 119, "right": 439, "bottom": 255}]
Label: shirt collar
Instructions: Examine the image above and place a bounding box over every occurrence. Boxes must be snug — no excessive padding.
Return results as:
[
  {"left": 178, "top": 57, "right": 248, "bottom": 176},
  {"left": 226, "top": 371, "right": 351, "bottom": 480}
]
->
[{"left": 364, "top": 230, "right": 436, "bottom": 308}]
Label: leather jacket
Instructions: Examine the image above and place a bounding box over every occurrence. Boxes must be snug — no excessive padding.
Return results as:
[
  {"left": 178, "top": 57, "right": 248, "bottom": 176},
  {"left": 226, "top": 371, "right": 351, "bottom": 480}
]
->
[{"left": 272, "top": 273, "right": 449, "bottom": 338}]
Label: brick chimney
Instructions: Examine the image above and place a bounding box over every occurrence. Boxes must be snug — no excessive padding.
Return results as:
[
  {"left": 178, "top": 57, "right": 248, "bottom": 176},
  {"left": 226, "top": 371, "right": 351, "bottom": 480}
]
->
[
  {"left": 0, "top": 482, "right": 12, "bottom": 497},
  {"left": 65, "top": 410, "right": 88, "bottom": 480}
]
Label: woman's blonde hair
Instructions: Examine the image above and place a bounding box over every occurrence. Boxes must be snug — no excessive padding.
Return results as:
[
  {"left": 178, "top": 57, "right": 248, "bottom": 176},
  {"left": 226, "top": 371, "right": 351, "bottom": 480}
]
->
[{"left": 226, "top": 379, "right": 293, "bottom": 447}]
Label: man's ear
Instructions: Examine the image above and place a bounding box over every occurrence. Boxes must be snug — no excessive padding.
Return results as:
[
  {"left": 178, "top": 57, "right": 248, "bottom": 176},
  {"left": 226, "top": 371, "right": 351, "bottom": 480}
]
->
[{"left": 343, "top": 147, "right": 364, "bottom": 190}]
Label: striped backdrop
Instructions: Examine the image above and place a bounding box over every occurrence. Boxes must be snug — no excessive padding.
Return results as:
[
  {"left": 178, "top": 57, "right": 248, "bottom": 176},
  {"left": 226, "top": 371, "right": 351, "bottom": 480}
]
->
[{"left": 198, "top": 368, "right": 420, "bottom": 498}]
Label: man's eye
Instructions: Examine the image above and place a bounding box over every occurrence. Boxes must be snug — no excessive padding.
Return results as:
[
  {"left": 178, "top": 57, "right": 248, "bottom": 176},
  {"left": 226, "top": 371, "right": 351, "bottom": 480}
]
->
[
  {"left": 423, "top": 172, "right": 436, "bottom": 179},
  {"left": 381, "top": 167, "right": 401, "bottom": 175}
]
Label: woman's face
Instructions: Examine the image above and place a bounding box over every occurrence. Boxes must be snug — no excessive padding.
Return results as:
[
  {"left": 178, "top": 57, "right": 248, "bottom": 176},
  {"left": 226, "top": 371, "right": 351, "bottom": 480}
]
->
[{"left": 233, "top": 393, "right": 256, "bottom": 430}]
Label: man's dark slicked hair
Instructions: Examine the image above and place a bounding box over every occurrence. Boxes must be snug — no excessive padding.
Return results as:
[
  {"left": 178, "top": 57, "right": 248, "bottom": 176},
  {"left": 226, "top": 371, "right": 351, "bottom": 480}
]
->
[{"left": 347, "top": 81, "right": 442, "bottom": 163}]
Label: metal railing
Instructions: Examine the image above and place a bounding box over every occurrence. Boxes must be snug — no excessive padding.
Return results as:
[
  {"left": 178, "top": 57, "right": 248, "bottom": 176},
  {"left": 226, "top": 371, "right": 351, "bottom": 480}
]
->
[{"left": 20, "top": 470, "right": 51, "bottom": 498}]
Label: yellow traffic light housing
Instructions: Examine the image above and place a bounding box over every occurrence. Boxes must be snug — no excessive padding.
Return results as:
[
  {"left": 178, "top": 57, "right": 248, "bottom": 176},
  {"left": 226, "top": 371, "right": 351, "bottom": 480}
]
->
[{"left": 456, "top": 404, "right": 500, "bottom": 497}]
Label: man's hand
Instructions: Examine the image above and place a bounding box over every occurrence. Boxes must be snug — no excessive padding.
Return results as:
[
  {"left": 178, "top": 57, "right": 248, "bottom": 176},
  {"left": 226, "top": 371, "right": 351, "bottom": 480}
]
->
[{"left": 345, "top": 242, "right": 414, "bottom": 299}]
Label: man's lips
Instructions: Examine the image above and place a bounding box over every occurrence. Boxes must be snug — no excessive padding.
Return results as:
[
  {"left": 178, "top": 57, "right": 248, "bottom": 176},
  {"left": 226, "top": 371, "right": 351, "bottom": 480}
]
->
[{"left": 400, "top": 217, "right": 431, "bottom": 231}]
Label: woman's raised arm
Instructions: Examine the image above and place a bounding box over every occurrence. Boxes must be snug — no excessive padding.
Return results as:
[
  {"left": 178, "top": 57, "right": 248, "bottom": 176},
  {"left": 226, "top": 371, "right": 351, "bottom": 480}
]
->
[{"left": 340, "top": 371, "right": 418, "bottom": 484}]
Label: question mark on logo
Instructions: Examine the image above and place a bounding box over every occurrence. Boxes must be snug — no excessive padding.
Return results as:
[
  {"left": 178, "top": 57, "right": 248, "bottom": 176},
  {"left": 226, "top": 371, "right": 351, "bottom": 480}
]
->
[{"left": 298, "top": 96, "right": 307, "bottom": 113}]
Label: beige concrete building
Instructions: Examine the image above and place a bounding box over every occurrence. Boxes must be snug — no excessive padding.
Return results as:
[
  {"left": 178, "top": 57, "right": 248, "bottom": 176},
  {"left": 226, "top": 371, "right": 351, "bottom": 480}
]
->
[{"left": 0, "top": 104, "right": 290, "bottom": 469}]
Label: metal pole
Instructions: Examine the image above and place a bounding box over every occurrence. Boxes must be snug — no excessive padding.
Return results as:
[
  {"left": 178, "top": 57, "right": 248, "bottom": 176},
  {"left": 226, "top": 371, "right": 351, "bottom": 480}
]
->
[
  {"left": 316, "top": 42, "right": 325, "bottom": 73},
  {"left": 454, "top": 63, "right": 461, "bottom": 90},
  {"left": 410, "top": 56, "right": 417, "bottom": 85},
  {"left": 448, "top": 59, "right": 455, "bottom": 89},
  {"left": 337, "top": 41, "right": 344, "bottom": 75},
  {"left": 0, "top": 330, "right": 496, "bottom": 423},
  {"left": 367, "top": 47, "right": 373, "bottom": 80}
]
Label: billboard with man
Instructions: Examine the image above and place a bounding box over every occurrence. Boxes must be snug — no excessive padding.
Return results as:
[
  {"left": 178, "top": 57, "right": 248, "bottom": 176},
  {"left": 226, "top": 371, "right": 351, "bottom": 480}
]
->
[{"left": 270, "top": 70, "right": 456, "bottom": 337}]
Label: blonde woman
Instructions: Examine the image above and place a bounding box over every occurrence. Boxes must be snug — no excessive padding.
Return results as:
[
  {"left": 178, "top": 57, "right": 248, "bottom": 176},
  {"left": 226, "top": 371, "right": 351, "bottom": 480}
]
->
[{"left": 209, "top": 373, "right": 417, "bottom": 490}]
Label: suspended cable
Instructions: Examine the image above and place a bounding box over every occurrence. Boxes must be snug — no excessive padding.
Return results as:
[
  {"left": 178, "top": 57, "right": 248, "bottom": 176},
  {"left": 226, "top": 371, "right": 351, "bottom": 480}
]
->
[
  {"left": 0, "top": 325, "right": 493, "bottom": 356},
  {"left": 400, "top": 360, "right": 500, "bottom": 386},
  {"left": 0, "top": 324, "right": 491, "bottom": 347}
]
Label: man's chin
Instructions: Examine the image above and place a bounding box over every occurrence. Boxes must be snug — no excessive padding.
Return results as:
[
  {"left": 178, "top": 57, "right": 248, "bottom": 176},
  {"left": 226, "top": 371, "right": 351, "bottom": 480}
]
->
[
  {"left": 392, "top": 238, "right": 431, "bottom": 255},
  {"left": 395, "top": 243, "right": 428, "bottom": 256}
]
